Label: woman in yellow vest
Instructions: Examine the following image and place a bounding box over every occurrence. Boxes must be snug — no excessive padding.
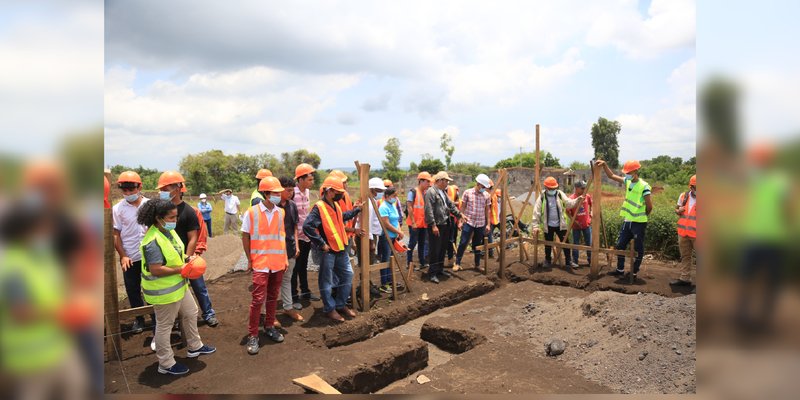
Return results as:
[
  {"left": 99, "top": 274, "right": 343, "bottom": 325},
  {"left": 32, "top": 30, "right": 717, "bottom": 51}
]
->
[
  {"left": 596, "top": 159, "right": 653, "bottom": 281},
  {"left": 138, "top": 199, "right": 216, "bottom": 375},
  {"left": 671, "top": 175, "right": 696, "bottom": 287},
  {"left": 302, "top": 176, "right": 362, "bottom": 322}
]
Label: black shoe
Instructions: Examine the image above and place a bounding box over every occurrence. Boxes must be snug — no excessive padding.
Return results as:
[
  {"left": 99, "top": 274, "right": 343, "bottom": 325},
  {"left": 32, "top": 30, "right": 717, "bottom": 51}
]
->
[
  {"left": 205, "top": 316, "right": 219, "bottom": 327},
  {"left": 670, "top": 279, "right": 692, "bottom": 286},
  {"left": 301, "top": 293, "right": 321, "bottom": 301},
  {"left": 439, "top": 270, "right": 452, "bottom": 277},
  {"left": 131, "top": 320, "right": 144, "bottom": 334},
  {"left": 264, "top": 327, "right": 285, "bottom": 343},
  {"left": 608, "top": 269, "right": 625, "bottom": 277},
  {"left": 429, "top": 275, "right": 440, "bottom": 284}
]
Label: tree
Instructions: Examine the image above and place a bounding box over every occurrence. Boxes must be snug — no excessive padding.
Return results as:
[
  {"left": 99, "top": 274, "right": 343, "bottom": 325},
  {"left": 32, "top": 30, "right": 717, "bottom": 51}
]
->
[
  {"left": 280, "top": 149, "right": 321, "bottom": 173},
  {"left": 440, "top": 132, "right": 455, "bottom": 171},
  {"left": 569, "top": 160, "right": 590, "bottom": 170},
  {"left": 450, "top": 162, "right": 490, "bottom": 177},
  {"left": 542, "top": 152, "right": 561, "bottom": 168},
  {"left": 494, "top": 150, "right": 560, "bottom": 169},
  {"left": 590, "top": 117, "right": 621, "bottom": 169},
  {"left": 382, "top": 137, "right": 403, "bottom": 182},
  {"left": 417, "top": 153, "right": 445, "bottom": 174}
]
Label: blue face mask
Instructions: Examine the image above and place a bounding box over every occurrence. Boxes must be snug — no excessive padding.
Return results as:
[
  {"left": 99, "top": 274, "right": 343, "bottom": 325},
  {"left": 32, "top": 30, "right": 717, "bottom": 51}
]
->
[
  {"left": 159, "top": 190, "right": 172, "bottom": 201},
  {"left": 376, "top": 192, "right": 384, "bottom": 200},
  {"left": 546, "top": 189, "right": 557, "bottom": 196},
  {"left": 625, "top": 174, "right": 633, "bottom": 181},
  {"left": 124, "top": 193, "right": 139, "bottom": 203},
  {"left": 387, "top": 197, "right": 397, "bottom": 204},
  {"left": 269, "top": 195, "right": 281, "bottom": 205},
  {"left": 162, "top": 220, "right": 176, "bottom": 231},
  {"left": 479, "top": 188, "right": 485, "bottom": 193}
]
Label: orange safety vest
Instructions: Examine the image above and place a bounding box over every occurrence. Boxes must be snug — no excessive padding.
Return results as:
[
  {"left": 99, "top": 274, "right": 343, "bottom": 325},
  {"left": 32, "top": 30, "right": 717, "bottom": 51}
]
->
[
  {"left": 405, "top": 187, "right": 427, "bottom": 228},
  {"left": 316, "top": 200, "right": 348, "bottom": 252},
  {"left": 490, "top": 192, "right": 500, "bottom": 225},
  {"left": 447, "top": 185, "right": 460, "bottom": 220},
  {"left": 247, "top": 205, "right": 288, "bottom": 272},
  {"left": 339, "top": 191, "right": 355, "bottom": 238},
  {"left": 676, "top": 192, "right": 697, "bottom": 238}
]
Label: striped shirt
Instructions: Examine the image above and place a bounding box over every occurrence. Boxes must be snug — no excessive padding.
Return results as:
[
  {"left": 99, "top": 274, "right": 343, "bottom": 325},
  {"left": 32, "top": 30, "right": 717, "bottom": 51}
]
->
[
  {"left": 294, "top": 186, "right": 311, "bottom": 242},
  {"left": 461, "top": 187, "right": 490, "bottom": 227}
]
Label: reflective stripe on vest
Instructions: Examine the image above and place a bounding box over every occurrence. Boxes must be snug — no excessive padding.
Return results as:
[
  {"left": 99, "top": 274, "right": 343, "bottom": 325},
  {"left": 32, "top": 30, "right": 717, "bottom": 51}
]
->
[
  {"left": 317, "top": 200, "right": 347, "bottom": 252},
  {"left": 139, "top": 226, "right": 188, "bottom": 305},
  {"left": 248, "top": 205, "right": 287, "bottom": 271},
  {"left": 677, "top": 192, "right": 697, "bottom": 238},
  {"left": 619, "top": 179, "right": 649, "bottom": 223},
  {"left": 339, "top": 191, "right": 355, "bottom": 238},
  {"left": 405, "top": 187, "right": 427, "bottom": 228},
  {"left": 0, "top": 246, "right": 70, "bottom": 374}
]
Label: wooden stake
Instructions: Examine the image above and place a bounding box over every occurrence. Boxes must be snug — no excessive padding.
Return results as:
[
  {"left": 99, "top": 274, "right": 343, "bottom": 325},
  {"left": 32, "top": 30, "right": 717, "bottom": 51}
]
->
[
  {"left": 590, "top": 161, "right": 603, "bottom": 278},
  {"left": 357, "top": 163, "right": 371, "bottom": 312},
  {"left": 498, "top": 169, "right": 508, "bottom": 279},
  {"left": 390, "top": 256, "right": 398, "bottom": 300},
  {"left": 104, "top": 170, "right": 122, "bottom": 361},
  {"left": 556, "top": 160, "right": 597, "bottom": 265}
]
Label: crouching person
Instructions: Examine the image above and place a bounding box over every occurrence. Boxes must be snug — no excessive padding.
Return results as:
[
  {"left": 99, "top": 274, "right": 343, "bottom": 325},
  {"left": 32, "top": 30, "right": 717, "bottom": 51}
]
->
[
  {"left": 242, "top": 177, "right": 289, "bottom": 355},
  {"left": 138, "top": 199, "right": 215, "bottom": 375}
]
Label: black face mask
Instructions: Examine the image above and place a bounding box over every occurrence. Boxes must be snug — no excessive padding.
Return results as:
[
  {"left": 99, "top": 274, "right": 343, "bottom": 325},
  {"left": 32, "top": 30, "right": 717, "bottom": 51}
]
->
[{"left": 333, "top": 193, "right": 344, "bottom": 202}]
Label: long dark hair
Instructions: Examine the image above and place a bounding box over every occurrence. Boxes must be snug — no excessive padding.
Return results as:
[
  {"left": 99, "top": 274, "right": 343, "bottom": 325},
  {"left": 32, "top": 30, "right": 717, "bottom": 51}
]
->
[{"left": 137, "top": 199, "right": 177, "bottom": 227}]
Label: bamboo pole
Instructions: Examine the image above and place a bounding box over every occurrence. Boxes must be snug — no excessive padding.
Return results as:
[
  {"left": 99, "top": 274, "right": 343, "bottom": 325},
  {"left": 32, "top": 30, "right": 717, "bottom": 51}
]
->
[
  {"left": 590, "top": 160, "right": 603, "bottom": 278},
  {"left": 104, "top": 171, "right": 122, "bottom": 361}
]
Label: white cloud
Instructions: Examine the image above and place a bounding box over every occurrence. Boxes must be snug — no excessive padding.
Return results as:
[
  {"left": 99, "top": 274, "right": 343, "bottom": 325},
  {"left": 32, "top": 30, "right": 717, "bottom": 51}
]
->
[{"left": 336, "top": 132, "right": 362, "bottom": 145}]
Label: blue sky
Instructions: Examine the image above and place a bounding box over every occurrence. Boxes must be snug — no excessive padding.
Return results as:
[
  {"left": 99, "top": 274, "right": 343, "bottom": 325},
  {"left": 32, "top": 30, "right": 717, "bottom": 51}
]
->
[{"left": 104, "top": 0, "right": 696, "bottom": 171}]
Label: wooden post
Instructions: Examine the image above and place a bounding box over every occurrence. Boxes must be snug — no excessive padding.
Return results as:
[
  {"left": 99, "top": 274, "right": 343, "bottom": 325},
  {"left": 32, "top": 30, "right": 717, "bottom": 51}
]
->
[
  {"left": 629, "top": 242, "right": 636, "bottom": 284},
  {"left": 556, "top": 160, "right": 597, "bottom": 265},
  {"left": 350, "top": 255, "right": 358, "bottom": 310},
  {"left": 358, "top": 163, "right": 371, "bottom": 312},
  {"left": 104, "top": 170, "right": 122, "bottom": 361},
  {"left": 533, "top": 124, "right": 541, "bottom": 268},
  {"left": 498, "top": 169, "right": 507, "bottom": 279},
  {"left": 390, "top": 256, "right": 398, "bottom": 300},
  {"left": 590, "top": 161, "right": 602, "bottom": 278},
  {"left": 482, "top": 236, "right": 489, "bottom": 275}
]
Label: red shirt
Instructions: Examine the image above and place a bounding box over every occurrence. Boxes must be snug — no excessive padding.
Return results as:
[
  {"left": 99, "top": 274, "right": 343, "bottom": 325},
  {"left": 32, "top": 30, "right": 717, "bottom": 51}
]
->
[{"left": 567, "top": 193, "right": 592, "bottom": 229}]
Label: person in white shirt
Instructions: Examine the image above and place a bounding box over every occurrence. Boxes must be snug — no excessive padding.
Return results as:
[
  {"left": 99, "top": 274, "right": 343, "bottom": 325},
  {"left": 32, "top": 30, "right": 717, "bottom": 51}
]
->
[
  {"left": 220, "top": 189, "right": 241, "bottom": 234},
  {"left": 111, "top": 171, "right": 152, "bottom": 334}
]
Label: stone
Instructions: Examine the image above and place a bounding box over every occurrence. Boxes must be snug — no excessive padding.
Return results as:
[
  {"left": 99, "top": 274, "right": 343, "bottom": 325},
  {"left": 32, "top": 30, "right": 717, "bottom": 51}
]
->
[{"left": 545, "top": 339, "right": 566, "bottom": 356}]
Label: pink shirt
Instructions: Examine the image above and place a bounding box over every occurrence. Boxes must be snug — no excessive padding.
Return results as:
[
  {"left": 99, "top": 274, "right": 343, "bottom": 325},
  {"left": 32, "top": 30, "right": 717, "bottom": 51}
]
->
[{"left": 294, "top": 186, "right": 311, "bottom": 242}]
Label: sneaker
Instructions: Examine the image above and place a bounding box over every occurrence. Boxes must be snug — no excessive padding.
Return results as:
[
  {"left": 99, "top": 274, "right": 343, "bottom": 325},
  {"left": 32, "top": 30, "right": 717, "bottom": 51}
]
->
[
  {"left": 264, "top": 327, "right": 284, "bottom": 343},
  {"left": 292, "top": 302, "right": 302, "bottom": 310},
  {"left": 187, "top": 344, "right": 216, "bottom": 358},
  {"left": 205, "top": 316, "right": 219, "bottom": 327},
  {"left": 608, "top": 269, "right": 625, "bottom": 277},
  {"left": 246, "top": 336, "right": 259, "bottom": 355},
  {"left": 379, "top": 284, "right": 392, "bottom": 294},
  {"left": 158, "top": 363, "right": 189, "bottom": 375},
  {"left": 131, "top": 320, "right": 144, "bottom": 334},
  {"left": 429, "top": 275, "right": 440, "bottom": 284},
  {"left": 569, "top": 262, "right": 579, "bottom": 268}
]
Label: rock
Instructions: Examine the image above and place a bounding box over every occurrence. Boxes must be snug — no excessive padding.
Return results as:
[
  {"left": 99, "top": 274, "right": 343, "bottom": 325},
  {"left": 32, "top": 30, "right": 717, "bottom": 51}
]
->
[
  {"left": 587, "top": 339, "right": 598, "bottom": 348},
  {"left": 421, "top": 293, "right": 429, "bottom": 301},
  {"left": 675, "top": 350, "right": 682, "bottom": 355},
  {"left": 545, "top": 339, "right": 566, "bottom": 356},
  {"left": 639, "top": 351, "right": 649, "bottom": 360},
  {"left": 416, "top": 375, "right": 431, "bottom": 384}
]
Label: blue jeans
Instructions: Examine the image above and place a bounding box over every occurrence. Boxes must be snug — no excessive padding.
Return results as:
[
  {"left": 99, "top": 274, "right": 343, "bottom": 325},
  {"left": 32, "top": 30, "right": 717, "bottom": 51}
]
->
[
  {"left": 189, "top": 275, "right": 216, "bottom": 320},
  {"left": 122, "top": 260, "right": 148, "bottom": 325},
  {"left": 319, "top": 250, "right": 354, "bottom": 312},
  {"left": 456, "top": 223, "right": 487, "bottom": 267},
  {"left": 407, "top": 227, "right": 429, "bottom": 265},
  {"left": 204, "top": 219, "right": 213, "bottom": 237},
  {"left": 571, "top": 227, "right": 592, "bottom": 264},
  {"left": 487, "top": 223, "right": 498, "bottom": 257},
  {"left": 377, "top": 234, "right": 393, "bottom": 286},
  {"left": 615, "top": 221, "right": 647, "bottom": 274}
]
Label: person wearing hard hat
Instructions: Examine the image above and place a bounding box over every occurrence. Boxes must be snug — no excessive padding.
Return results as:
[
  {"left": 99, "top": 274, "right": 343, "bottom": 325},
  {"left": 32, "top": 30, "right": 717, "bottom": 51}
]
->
[
  {"left": 424, "top": 172, "right": 464, "bottom": 283},
  {"left": 250, "top": 169, "right": 273, "bottom": 206},
  {"left": 157, "top": 171, "right": 219, "bottom": 326},
  {"left": 292, "top": 163, "right": 321, "bottom": 309},
  {"left": 532, "top": 177, "right": 583, "bottom": 270},
  {"left": 671, "top": 175, "right": 697, "bottom": 288},
  {"left": 406, "top": 171, "right": 433, "bottom": 270},
  {"left": 445, "top": 184, "right": 461, "bottom": 265},
  {"left": 566, "top": 180, "right": 593, "bottom": 268},
  {"left": 241, "top": 177, "right": 290, "bottom": 355},
  {"left": 197, "top": 193, "right": 213, "bottom": 237},
  {"left": 137, "top": 199, "right": 216, "bottom": 375},
  {"left": 454, "top": 174, "right": 493, "bottom": 272},
  {"left": 378, "top": 187, "right": 405, "bottom": 293},
  {"left": 220, "top": 188, "right": 241, "bottom": 235},
  {"left": 596, "top": 159, "right": 653, "bottom": 280},
  {"left": 302, "top": 176, "right": 362, "bottom": 322},
  {"left": 112, "top": 171, "right": 152, "bottom": 334},
  {"left": 328, "top": 170, "right": 359, "bottom": 241},
  {"left": 382, "top": 178, "right": 404, "bottom": 222}
]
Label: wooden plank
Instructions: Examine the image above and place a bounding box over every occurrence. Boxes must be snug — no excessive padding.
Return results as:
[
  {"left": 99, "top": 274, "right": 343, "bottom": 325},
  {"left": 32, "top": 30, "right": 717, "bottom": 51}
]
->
[
  {"left": 358, "top": 163, "right": 371, "bottom": 312},
  {"left": 591, "top": 160, "right": 602, "bottom": 277},
  {"left": 390, "top": 256, "right": 398, "bottom": 301},
  {"left": 520, "top": 237, "right": 632, "bottom": 256},
  {"left": 292, "top": 374, "right": 341, "bottom": 394},
  {"left": 118, "top": 305, "right": 154, "bottom": 320},
  {"left": 556, "top": 159, "right": 597, "bottom": 265},
  {"left": 482, "top": 236, "right": 489, "bottom": 275},
  {"left": 104, "top": 170, "right": 122, "bottom": 361},
  {"left": 475, "top": 236, "right": 519, "bottom": 251},
  {"left": 350, "top": 254, "right": 358, "bottom": 311}
]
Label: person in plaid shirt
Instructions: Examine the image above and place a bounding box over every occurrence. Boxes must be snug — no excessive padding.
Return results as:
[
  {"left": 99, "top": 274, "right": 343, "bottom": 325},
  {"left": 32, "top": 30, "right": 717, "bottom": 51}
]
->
[{"left": 454, "top": 174, "right": 492, "bottom": 272}]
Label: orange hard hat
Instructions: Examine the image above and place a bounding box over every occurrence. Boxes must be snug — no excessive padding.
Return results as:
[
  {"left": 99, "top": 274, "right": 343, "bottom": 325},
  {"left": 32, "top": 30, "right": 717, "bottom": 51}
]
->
[
  {"left": 295, "top": 163, "right": 316, "bottom": 179},
  {"left": 256, "top": 169, "right": 273, "bottom": 179},
  {"left": 417, "top": 171, "right": 433, "bottom": 182},
  {"left": 117, "top": 171, "right": 142, "bottom": 184},
  {"left": 689, "top": 175, "right": 696, "bottom": 187},
  {"left": 329, "top": 170, "right": 348, "bottom": 182},
  {"left": 322, "top": 176, "right": 346, "bottom": 193},
  {"left": 156, "top": 170, "right": 185, "bottom": 190},
  {"left": 393, "top": 238, "right": 409, "bottom": 253},
  {"left": 543, "top": 176, "right": 559, "bottom": 189},
  {"left": 22, "top": 159, "right": 64, "bottom": 188},
  {"left": 383, "top": 179, "right": 393, "bottom": 187},
  {"left": 258, "top": 176, "right": 284, "bottom": 192},
  {"left": 182, "top": 256, "right": 207, "bottom": 279},
  {"left": 621, "top": 160, "right": 641, "bottom": 174}
]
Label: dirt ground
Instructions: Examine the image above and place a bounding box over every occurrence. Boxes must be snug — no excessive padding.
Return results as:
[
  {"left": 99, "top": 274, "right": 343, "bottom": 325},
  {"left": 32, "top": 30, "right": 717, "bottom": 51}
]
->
[{"left": 105, "top": 238, "right": 695, "bottom": 394}]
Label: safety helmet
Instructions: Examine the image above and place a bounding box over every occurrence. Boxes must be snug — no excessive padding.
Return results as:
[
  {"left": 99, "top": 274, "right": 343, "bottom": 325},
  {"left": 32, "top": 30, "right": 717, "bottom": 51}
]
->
[
  {"left": 383, "top": 179, "right": 393, "bottom": 187},
  {"left": 183, "top": 256, "right": 206, "bottom": 279},
  {"left": 156, "top": 170, "right": 185, "bottom": 190},
  {"left": 295, "top": 163, "right": 316, "bottom": 179},
  {"left": 322, "top": 176, "right": 346, "bottom": 193},
  {"left": 689, "top": 175, "right": 696, "bottom": 187},
  {"left": 117, "top": 171, "right": 142, "bottom": 184},
  {"left": 393, "top": 238, "right": 409, "bottom": 253},
  {"left": 329, "top": 170, "right": 348, "bottom": 182},
  {"left": 417, "top": 171, "right": 433, "bottom": 182},
  {"left": 621, "top": 160, "right": 641, "bottom": 174},
  {"left": 543, "top": 176, "right": 559, "bottom": 189},
  {"left": 258, "top": 176, "right": 284, "bottom": 192},
  {"left": 256, "top": 169, "right": 273, "bottom": 179}
]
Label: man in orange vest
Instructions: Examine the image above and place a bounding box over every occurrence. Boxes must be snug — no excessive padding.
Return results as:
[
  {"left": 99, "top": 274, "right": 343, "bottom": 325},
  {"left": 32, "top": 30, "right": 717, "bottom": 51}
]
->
[
  {"left": 406, "top": 172, "right": 433, "bottom": 270},
  {"left": 241, "top": 176, "right": 289, "bottom": 355},
  {"left": 671, "top": 175, "right": 696, "bottom": 287},
  {"left": 302, "top": 176, "right": 362, "bottom": 322},
  {"left": 328, "top": 170, "right": 358, "bottom": 241}
]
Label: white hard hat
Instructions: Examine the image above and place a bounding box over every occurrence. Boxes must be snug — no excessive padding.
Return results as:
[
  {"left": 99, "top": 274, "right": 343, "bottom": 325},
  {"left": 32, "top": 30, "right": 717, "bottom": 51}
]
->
[
  {"left": 476, "top": 174, "right": 491, "bottom": 188},
  {"left": 368, "top": 177, "right": 387, "bottom": 190},
  {"left": 199, "top": 193, "right": 207, "bottom": 199}
]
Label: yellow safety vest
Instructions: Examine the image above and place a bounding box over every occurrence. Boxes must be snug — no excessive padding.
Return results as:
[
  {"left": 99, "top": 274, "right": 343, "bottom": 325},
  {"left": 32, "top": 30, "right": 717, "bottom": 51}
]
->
[
  {"left": 619, "top": 178, "right": 650, "bottom": 223},
  {"left": 140, "top": 226, "right": 188, "bottom": 305}
]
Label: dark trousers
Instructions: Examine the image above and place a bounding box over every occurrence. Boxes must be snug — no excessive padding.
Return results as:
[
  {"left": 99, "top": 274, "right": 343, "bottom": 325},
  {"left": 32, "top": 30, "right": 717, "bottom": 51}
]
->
[
  {"left": 204, "top": 219, "right": 213, "bottom": 237},
  {"left": 427, "top": 223, "right": 451, "bottom": 276},
  {"left": 189, "top": 275, "right": 216, "bottom": 320},
  {"left": 122, "top": 260, "right": 154, "bottom": 325},
  {"left": 615, "top": 221, "right": 647, "bottom": 274},
  {"left": 446, "top": 217, "right": 457, "bottom": 260},
  {"left": 377, "top": 234, "right": 393, "bottom": 285},
  {"left": 456, "top": 223, "right": 486, "bottom": 267},
  {"left": 407, "top": 226, "right": 428, "bottom": 266},
  {"left": 544, "top": 226, "right": 571, "bottom": 264},
  {"left": 292, "top": 239, "right": 313, "bottom": 302}
]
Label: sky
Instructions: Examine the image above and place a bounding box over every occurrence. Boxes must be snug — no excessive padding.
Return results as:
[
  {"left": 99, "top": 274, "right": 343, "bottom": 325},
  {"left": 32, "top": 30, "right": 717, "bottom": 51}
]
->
[{"left": 103, "top": 0, "right": 697, "bottom": 171}]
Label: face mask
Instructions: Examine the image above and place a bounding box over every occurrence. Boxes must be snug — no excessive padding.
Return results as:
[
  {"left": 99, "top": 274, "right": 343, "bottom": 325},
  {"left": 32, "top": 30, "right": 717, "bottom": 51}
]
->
[
  {"left": 479, "top": 188, "right": 485, "bottom": 193},
  {"left": 333, "top": 193, "right": 344, "bottom": 202},
  {"left": 546, "top": 189, "right": 557, "bottom": 196},
  {"left": 159, "top": 191, "right": 173, "bottom": 201},
  {"left": 625, "top": 174, "right": 633, "bottom": 181},
  {"left": 269, "top": 195, "right": 281, "bottom": 205},
  {"left": 387, "top": 197, "right": 397, "bottom": 204},
  {"left": 161, "top": 219, "right": 176, "bottom": 231},
  {"left": 124, "top": 193, "right": 139, "bottom": 203},
  {"left": 376, "top": 192, "right": 384, "bottom": 200}
]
